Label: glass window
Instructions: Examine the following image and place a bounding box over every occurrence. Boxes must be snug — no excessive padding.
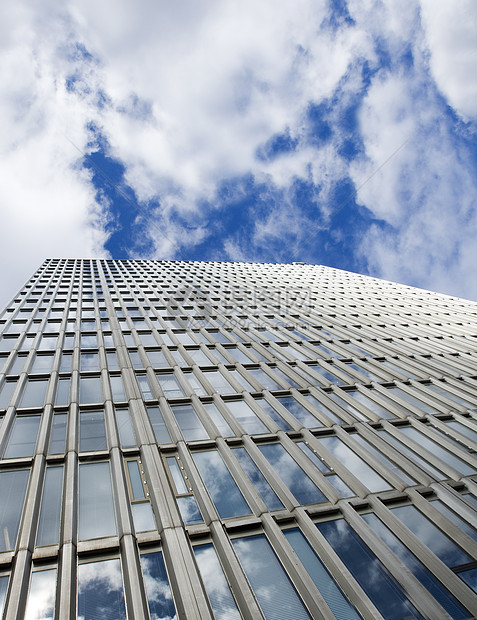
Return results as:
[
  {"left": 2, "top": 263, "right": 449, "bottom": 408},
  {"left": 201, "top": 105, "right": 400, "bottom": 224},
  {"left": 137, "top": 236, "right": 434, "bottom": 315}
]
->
[
  {"left": 186, "top": 348, "right": 211, "bottom": 366},
  {"left": 31, "top": 354, "right": 54, "bottom": 374},
  {"left": 283, "top": 528, "right": 361, "bottom": 620},
  {"left": 55, "top": 377, "right": 70, "bottom": 406},
  {"left": 36, "top": 466, "right": 63, "bottom": 546},
  {"left": 80, "top": 410, "right": 107, "bottom": 452},
  {"left": 20, "top": 379, "right": 48, "bottom": 408},
  {"left": 4, "top": 415, "right": 41, "bottom": 458},
  {"left": 224, "top": 400, "right": 268, "bottom": 434},
  {"left": 0, "top": 575, "right": 8, "bottom": 618},
  {"left": 137, "top": 375, "right": 155, "bottom": 400},
  {"left": 193, "top": 450, "right": 252, "bottom": 519},
  {"left": 156, "top": 374, "right": 184, "bottom": 398},
  {"left": 317, "top": 436, "right": 392, "bottom": 493},
  {"left": 362, "top": 512, "right": 469, "bottom": 620},
  {"left": 258, "top": 443, "right": 326, "bottom": 505},
  {"left": 202, "top": 370, "right": 235, "bottom": 394},
  {"left": 80, "top": 353, "right": 99, "bottom": 371},
  {"left": 60, "top": 353, "right": 72, "bottom": 372},
  {"left": 317, "top": 519, "right": 424, "bottom": 620},
  {"left": 233, "top": 447, "right": 284, "bottom": 510},
  {"left": 115, "top": 409, "right": 136, "bottom": 448},
  {"left": 276, "top": 396, "right": 322, "bottom": 429},
  {"left": 396, "top": 426, "right": 475, "bottom": 476},
  {"left": 49, "top": 413, "right": 67, "bottom": 454},
  {"left": 254, "top": 398, "right": 291, "bottom": 430},
  {"left": 377, "top": 429, "right": 445, "bottom": 479},
  {"left": 0, "top": 380, "right": 17, "bottom": 410},
  {"left": 77, "top": 559, "right": 126, "bottom": 620},
  {"left": 232, "top": 534, "right": 312, "bottom": 619},
  {"left": 194, "top": 544, "right": 241, "bottom": 619},
  {"left": 140, "top": 552, "right": 176, "bottom": 620},
  {"left": 147, "top": 406, "right": 172, "bottom": 444},
  {"left": 172, "top": 404, "right": 209, "bottom": 441},
  {"left": 0, "top": 469, "right": 29, "bottom": 551},
  {"left": 391, "top": 505, "right": 472, "bottom": 568},
  {"left": 106, "top": 352, "right": 119, "bottom": 370},
  {"left": 110, "top": 375, "right": 126, "bottom": 401},
  {"left": 351, "top": 433, "right": 416, "bottom": 486},
  {"left": 78, "top": 462, "right": 116, "bottom": 540},
  {"left": 145, "top": 350, "right": 170, "bottom": 368},
  {"left": 202, "top": 402, "right": 234, "bottom": 437},
  {"left": 444, "top": 420, "right": 477, "bottom": 444},
  {"left": 25, "top": 569, "right": 57, "bottom": 620},
  {"left": 80, "top": 334, "right": 98, "bottom": 349},
  {"left": 385, "top": 386, "right": 436, "bottom": 415},
  {"left": 79, "top": 376, "right": 103, "bottom": 404},
  {"left": 246, "top": 368, "right": 282, "bottom": 390}
]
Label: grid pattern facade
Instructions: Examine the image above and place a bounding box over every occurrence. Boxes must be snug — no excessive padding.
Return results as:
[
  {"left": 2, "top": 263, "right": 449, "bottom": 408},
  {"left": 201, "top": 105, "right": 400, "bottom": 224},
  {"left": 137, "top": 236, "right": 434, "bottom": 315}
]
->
[{"left": 0, "top": 258, "right": 477, "bottom": 619}]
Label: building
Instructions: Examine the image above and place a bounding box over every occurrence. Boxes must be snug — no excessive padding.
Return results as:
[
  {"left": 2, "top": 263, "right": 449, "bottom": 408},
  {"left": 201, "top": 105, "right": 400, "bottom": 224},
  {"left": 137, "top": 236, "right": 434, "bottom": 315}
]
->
[{"left": 0, "top": 258, "right": 477, "bottom": 619}]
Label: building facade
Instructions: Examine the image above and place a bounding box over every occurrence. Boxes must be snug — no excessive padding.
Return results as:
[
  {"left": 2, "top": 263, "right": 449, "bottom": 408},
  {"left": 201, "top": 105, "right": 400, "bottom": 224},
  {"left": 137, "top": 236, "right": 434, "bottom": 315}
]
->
[{"left": 0, "top": 258, "right": 477, "bottom": 619}]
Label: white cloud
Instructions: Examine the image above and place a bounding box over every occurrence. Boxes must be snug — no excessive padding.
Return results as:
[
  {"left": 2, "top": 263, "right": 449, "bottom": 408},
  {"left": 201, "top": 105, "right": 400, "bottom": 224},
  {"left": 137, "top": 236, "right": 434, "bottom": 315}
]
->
[{"left": 420, "top": 0, "right": 477, "bottom": 121}]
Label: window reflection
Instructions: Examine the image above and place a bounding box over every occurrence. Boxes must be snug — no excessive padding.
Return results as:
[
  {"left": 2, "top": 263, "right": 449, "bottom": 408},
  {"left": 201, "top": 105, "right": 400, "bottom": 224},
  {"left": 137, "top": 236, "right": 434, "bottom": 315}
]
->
[
  {"left": 78, "top": 462, "right": 116, "bottom": 540},
  {"left": 140, "top": 552, "right": 177, "bottom": 620},
  {"left": 79, "top": 410, "right": 107, "bottom": 452},
  {"left": 77, "top": 559, "right": 126, "bottom": 620},
  {"left": 317, "top": 436, "right": 392, "bottom": 493},
  {"left": 24, "top": 569, "right": 56, "bottom": 620},
  {"left": 0, "top": 469, "right": 29, "bottom": 551},
  {"left": 233, "top": 447, "right": 284, "bottom": 510},
  {"left": 283, "top": 528, "right": 361, "bottom": 620},
  {"left": 194, "top": 544, "right": 240, "bottom": 619},
  {"left": 232, "top": 534, "right": 312, "bottom": 619},
  {"left": 49, "top": 413, "right": 67, "bottom": 454},
  {"left": 171, "top": 404, "right": 209, "bottom": 441},
  {"left": 193, "top": 450, "right": 251, "bottom": 519},
  {"left": 4, "top": 415, "right": 41, "bottom": 459},
  {"left": 36, "top": 466, "right": 63, "bottom": 546},
  {"left": 317, "top": 519, "right": 424, "bottom": 620},
  {"left": 0, "top": 575, "right": 8, "bottom": 618},
  {"left": 258, "top": 443, "right": 326, "bottom": 505},
  {"left": 361, "top": 512, "right": 469, "bottom": 619},
  {"left": 224, "top": 400, "right": 268, "bottom": 434}
]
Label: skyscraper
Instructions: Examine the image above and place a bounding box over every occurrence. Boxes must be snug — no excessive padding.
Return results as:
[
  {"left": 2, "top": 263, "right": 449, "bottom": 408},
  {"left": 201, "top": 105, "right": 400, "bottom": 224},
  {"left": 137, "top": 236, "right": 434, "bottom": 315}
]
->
[{"left": 0, "top": 258, "right": 477, "bottom": 619}]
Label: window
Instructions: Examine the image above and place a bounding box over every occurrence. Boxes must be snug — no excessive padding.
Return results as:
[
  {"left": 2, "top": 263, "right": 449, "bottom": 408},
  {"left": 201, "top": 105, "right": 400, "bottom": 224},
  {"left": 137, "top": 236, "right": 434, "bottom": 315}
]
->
[
  {"left": 78, "top": 559, "right": 126, "bottom": 620},
  {"left": 147, "top": 406, "right": 172, "bottom": 444},
  {"left": 4, "top": 415, "right": 41, "bottom": 458},
  {"left": 0, "top": 469, "right": 29, "bottom": 551},
  {"left": 79, "top": 376, "right": 103, "bottom": 405},
  {"left": 194, "top": 544, "right": 240, "bottom": 618},
  {"left": 193, "top": 450, "right": 251, "bottom": 519},
  {"left": 232, "top": 534, "right": 312, "bottom": 619},
  {"left": 258, "top": 443, "right": 326, "bottom": 505},
  {"left": 317, "top": 519, "right": 424, "bottom": 620},
  {"left": 156, "top": 374, "right": 184, "bottom": 398},
  {"left": 140, "top": 553, "right": 176, "bottom": 620},
  {"left": 49, "top": 413, "right": 67, "bottom": 454},
  {"left": 166, "top": 456, "right": 202, "bottom": 524},
  {"left": 25, "top": 569, "right": 57, "bottom": 620},
  {"left": 80, "top": 410, "right": 107, "bottom": 452},
  {"left": 36, "top": 466, "right": 63, "bottom": 546},
  {"left": 126, "top": 460, "right": 156, "bottom": 532},
  {"left": 115, "top": 409, "right": 136, "bottom": 448},
  {"left": 233, "top": 447, "right": 284, "bottom": 510},
  {"left": 224, "top": 400, "right": 268, "bottom": 434},
  {"left": 171, "top": 404, "right": 209, "bottom": 441},
  {"left": 20, "top": 379, "right": 48, "bottom": 408},
  {"left": 78, "top": 462, "right": 116, "bottom": 540}
]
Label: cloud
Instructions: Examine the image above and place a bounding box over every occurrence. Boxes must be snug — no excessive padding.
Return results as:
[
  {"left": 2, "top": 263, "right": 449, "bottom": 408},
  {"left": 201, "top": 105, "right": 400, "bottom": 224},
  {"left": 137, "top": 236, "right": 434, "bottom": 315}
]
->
[
  {"left": 0, "top": 0, "right": 476, "bottom": 306},
  {"left": 420, "top": 0, "right": 477, "bottom": 121}
]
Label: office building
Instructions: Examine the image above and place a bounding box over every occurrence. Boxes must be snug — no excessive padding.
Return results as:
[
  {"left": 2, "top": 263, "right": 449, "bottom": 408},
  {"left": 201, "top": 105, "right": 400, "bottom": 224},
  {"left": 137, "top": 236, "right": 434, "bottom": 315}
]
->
[{"left": 1, "top": 258, "right": 477, "bottom": 619}]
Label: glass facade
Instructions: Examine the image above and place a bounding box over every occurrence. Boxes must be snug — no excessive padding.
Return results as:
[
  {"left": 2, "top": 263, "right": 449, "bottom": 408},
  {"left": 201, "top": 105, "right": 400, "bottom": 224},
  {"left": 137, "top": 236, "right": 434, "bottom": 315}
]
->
[{"left": 0, "top": 258, "right": 476, "bottom": 618}]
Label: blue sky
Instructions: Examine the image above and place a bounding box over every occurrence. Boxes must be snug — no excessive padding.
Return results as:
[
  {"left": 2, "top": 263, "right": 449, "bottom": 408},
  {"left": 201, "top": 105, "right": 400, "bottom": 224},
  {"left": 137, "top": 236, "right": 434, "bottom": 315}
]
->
[{"left": 1, "top": 0, "right": 477, "bottom": 306}]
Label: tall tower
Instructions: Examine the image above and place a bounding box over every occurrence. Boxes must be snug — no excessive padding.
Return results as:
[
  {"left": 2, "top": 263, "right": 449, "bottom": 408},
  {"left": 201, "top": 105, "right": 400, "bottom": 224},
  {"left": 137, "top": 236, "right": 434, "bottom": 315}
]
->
[{"left": 0, "top": 258, "right": 477, "bottom": 619}]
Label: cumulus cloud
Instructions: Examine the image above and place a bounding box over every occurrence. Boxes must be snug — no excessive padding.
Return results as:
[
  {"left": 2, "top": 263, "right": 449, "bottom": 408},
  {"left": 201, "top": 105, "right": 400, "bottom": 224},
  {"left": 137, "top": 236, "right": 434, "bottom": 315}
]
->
[{"left": 420, "top": 0, "right": 477, "bottom": 121}]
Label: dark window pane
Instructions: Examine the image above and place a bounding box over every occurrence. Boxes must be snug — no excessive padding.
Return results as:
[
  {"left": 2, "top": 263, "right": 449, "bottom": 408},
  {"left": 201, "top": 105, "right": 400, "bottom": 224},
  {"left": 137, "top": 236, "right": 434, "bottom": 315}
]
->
[
  {"left": 49, "top": 413, "right": 67, "bottom": 454},
  {"left": 317, "top": 519, "right": 424, "bottom": 620}
]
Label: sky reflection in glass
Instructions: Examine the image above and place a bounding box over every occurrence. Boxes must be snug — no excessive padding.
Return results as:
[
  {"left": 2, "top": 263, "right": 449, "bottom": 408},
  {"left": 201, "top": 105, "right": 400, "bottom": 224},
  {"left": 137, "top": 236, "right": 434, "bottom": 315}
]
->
[
  {"left": 317, "top": 519, "right": 424, "bottom": 620},
  {"left": 192, "top": 450, "right": 251, "bottom": 519},
  {"left": 24, "top": 569, "right": 56, "bottom": 620},
  {"left": 78, "top": 559, "right": 126, "bottom": 620},
  {"left": 194, "top": 544, "right": 240, "bottom": 619},
  {"left": 0, "top": 469, "right": 29, "bottom": 551},
  {"left": 258, "top": 443, "right": 326, "bottom": 505},
  {"left": 141, "top": 552, "right": 177, "bottom": 620},
  {"left": 232, "top": 534, "right": 312, "bottom": 619}
]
